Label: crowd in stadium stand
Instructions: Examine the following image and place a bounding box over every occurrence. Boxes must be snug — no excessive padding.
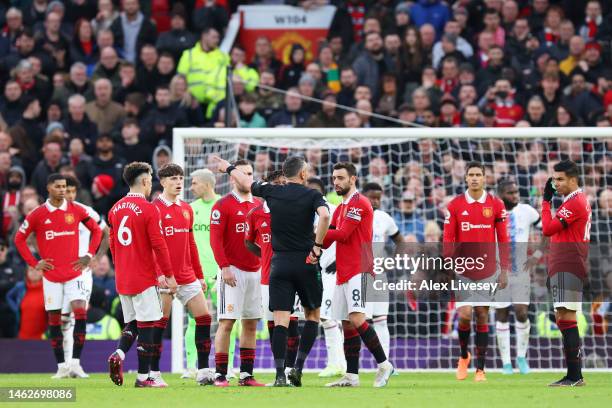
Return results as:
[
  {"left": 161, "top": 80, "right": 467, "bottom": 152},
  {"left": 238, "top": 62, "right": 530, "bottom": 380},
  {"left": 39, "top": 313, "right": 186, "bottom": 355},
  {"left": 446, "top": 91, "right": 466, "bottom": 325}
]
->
[{"left": 0, "top": 0, "right": 611, "bottom": 340}]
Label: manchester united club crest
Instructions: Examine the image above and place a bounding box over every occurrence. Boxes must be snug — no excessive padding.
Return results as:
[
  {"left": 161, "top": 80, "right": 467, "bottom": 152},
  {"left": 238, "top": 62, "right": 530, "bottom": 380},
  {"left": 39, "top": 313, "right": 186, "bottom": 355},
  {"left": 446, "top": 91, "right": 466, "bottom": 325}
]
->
[
  {"left": 183, "top": 210, "right": 190, "bottom": 220},
  {"left": 65, "top": 213, "right": 75, "bottom": 224},
  {"left": 482, "top": 207, "right": 493, "bottom": 218}
]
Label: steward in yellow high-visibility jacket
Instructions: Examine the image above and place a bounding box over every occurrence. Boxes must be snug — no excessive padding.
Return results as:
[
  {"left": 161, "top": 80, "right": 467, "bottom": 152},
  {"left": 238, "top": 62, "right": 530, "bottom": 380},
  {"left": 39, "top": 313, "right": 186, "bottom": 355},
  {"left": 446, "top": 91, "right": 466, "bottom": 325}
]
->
[{"left": 177, "top": 28, "right": 229, "bottom": 119}]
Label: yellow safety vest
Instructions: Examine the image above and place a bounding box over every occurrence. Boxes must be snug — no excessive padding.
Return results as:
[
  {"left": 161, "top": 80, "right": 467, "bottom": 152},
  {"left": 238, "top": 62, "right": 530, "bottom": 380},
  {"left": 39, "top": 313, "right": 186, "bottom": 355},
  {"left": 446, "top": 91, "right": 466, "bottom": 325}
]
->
[
  {"left": 177, "top": 43, "right": 230, "bottom": 117},
  {"left": 234, "top": 65, "right": 260, "bottom": 93}
]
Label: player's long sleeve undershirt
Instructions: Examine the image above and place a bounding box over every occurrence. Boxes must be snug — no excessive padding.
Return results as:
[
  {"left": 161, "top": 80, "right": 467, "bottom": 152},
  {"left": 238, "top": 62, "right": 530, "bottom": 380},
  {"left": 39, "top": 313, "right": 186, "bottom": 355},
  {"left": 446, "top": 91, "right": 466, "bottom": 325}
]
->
[
  {"left": 14, "top": 229, "right": 38, "bottom": 267},
  {"left": 83, "top": 216, "right": 103, "bottom": 257},
  {"left": 323, "top": 219, "right": 359, "bottom": 247},
  {"left": 541, "top": 201, "right": 565, "bottom": 237},
  {"left": 209, "top": 213, "right": 230, "bottom": 269}
]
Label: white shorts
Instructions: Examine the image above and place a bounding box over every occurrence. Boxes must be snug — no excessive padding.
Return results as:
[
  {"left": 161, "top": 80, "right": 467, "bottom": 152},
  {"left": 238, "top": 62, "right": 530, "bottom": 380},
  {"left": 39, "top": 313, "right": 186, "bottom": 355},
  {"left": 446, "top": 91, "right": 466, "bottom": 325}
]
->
[
  {"left": 493, "top": 274, "right": 530, "bottom": 309},
  {"left": 217, "top": 266, "right": 262, "bottom": 320},
  {"left": 331, "top": 273, "right": 368, "bottom": 320},
  {"left": 365, "top": 299, "right": 390, "bottom": 318},
  {"left": 176, "top": 280, "right": 204, "bottom": 306},
  {"left": 320, "top": 271, "right": 336, "bottom": 320},
  {"left": 554, "top": 302, "right": 582, "bottom": 311},
  {"left": 43, "top": 274, "right": 90, "bottom": 311},
  {"left": 120, "top": 285, "right": 163, "bottom": 323},
  {"left": 261, "top": 284, "right": 273, "bottom": 321},
  {"left": 455, "top": 274, "right": 498, "bottom": 309},
  {"left": 60, "top": 269, "right": 93, "bottom": 314}
]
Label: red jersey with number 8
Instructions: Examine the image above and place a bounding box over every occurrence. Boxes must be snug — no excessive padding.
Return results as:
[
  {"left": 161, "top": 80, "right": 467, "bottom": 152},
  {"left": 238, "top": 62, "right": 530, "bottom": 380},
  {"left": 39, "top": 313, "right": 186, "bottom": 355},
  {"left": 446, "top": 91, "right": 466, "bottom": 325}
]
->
[
  {"left": 108, "top": 193, "right": 173, "bottom": 295},
  {"left": 541, "top": 190, "right": 591, "bottom": 279}
]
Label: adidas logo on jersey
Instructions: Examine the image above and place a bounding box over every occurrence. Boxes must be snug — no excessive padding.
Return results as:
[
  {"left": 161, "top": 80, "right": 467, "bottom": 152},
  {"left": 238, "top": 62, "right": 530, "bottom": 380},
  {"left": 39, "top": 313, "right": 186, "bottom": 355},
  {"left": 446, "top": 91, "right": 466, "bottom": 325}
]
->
[
  {"left": 165, "top": 214, "right": 172, "bottom": 219},
  {"left": 261, "top": 222, "right": 268, "bottom": 227},
  {"left": 462, "top": 210, "right": 469, "bottom": 216},
  {"left": 353, "top": 302, "right": 360, "bottom": 307},
  {"left": 237, "top": 211, "right": 244, "bottom": 216},
  {"left": 44, "top": 219, "right": 52, "bottom": 224}
]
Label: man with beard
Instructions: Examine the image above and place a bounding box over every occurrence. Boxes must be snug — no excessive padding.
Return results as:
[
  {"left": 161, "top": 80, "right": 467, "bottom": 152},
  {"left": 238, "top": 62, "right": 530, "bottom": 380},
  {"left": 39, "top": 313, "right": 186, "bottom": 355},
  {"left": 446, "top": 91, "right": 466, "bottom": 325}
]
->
[
  {"left": 141, "top": 85, "right": 187, "bottom": 147},
  {"left": 1, "top": 166, "right": 26, "bottom": 237},
  {"left": 85, "top": 78, "right": 125, "bottom": 135},
  {"left": 352, "top": 32, "right": 394, "bottom": 103},
  {"left": 322, "top": 162, "right": 394, "bottom": 388},
  {"left": 493, "top": 179, "right": 541, "bottom": 375}
]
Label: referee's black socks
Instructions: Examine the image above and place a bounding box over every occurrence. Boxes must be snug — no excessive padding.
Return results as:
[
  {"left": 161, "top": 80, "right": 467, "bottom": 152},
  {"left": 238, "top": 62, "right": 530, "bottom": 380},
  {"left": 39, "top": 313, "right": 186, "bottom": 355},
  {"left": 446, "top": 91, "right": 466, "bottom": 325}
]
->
[
  {"left": 272, "top": 324, "right": 288, "bottom": 378},
  {"left": 285, "top": 317, "right": 299, "bottom": 368},
  {"left": 294, "top": 320, "right": 318, "bottom": 371}
]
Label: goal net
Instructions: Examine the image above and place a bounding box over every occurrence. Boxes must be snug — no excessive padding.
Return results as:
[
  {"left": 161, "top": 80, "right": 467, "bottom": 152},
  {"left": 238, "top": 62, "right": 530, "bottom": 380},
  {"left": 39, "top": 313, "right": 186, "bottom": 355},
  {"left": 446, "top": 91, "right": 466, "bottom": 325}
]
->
[{"left": 171, "top": 127, "right": 612, "bottom": 373}]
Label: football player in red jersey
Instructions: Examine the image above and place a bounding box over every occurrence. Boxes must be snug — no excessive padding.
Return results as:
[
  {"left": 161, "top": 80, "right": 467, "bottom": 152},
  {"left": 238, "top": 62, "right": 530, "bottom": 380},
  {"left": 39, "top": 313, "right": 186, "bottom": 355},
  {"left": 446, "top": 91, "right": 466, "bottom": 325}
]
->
[
  {"left": 150, "top": 164, "right": 213, "bottom": 387},
  {"left": 542, "top": 160, "right": 591, "bottom": 387},
  {"left": 210, "top": 159, "right": 264, "bottom": 387},
  {"left": 107, "top": 162, "right": 176, "bottom": 388},
  {"left": 443, "top": 162, "right": 509, "bottom": 382},
  {"left": 323, "top": 162, "right": 394, "bottom": 388},
  {"left": 14, "top": 173, "right": 102, "bottom": 379}
]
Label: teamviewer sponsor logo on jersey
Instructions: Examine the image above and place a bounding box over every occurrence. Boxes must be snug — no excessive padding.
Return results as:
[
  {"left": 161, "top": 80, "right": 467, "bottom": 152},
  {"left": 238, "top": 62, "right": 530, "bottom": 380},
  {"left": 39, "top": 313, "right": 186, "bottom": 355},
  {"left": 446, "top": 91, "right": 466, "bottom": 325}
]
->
[
  {"left": 235, "top": 222, "right": 246, "bottom": 233},
  {"left": 45, "top": 230, "right": 76, "bottom": 240},
  {"left": 262, "top": 233, "right": 271, "bottom": 243},
  {"left": 461, "top": 222, "right": 492, "bottom": 231},
  {"left": 165, "top": 226, "right": 190, "bottom": 236},
  {"left": 558, "top": 207, "right": 573, "bottom": 219},
  {"left": 347, "top": 207, "right": 362, "bottom": 221}
]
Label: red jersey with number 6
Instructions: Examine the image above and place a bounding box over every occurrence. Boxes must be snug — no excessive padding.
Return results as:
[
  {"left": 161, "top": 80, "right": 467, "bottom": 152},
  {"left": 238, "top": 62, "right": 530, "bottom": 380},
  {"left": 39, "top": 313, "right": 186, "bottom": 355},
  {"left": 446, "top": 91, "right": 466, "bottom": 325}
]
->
[
  {"left": 541, "top": 189, "right": 591, "bottom": 279},
  {"left": 245, "top": 203, "right": 272, "bottom": 284},
  {"left": 108, "top": 193, "right": 173, "bottom": 295}
]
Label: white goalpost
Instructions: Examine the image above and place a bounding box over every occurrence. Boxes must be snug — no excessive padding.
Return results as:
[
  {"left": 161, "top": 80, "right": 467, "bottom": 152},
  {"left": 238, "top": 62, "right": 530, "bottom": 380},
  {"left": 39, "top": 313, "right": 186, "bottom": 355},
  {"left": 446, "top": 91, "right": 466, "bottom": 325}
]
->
[{"left": 171, "top": 127, "right": 612, "bottom": 374}]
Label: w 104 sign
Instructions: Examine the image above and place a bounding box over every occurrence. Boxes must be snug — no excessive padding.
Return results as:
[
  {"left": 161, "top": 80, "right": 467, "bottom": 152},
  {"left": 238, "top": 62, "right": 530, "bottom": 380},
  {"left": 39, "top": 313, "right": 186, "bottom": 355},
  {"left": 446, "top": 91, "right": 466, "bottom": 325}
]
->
[{"left": 238, "top": 5, "right": 336, "bottom": 64}]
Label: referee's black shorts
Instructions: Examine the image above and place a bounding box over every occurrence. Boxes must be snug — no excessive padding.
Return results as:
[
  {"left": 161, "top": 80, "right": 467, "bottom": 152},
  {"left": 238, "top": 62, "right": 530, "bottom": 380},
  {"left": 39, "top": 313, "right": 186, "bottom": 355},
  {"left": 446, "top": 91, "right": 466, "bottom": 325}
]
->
[{"left": 269, "top": 251, "right": 322, "bottom": 312}]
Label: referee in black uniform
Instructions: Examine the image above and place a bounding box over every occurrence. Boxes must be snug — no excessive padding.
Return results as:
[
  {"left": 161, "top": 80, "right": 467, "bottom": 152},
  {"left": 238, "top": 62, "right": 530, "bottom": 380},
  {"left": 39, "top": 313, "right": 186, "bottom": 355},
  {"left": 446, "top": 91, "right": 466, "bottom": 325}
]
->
[{"left": 213, "top": 155, "right": 330, "bottom": 387}]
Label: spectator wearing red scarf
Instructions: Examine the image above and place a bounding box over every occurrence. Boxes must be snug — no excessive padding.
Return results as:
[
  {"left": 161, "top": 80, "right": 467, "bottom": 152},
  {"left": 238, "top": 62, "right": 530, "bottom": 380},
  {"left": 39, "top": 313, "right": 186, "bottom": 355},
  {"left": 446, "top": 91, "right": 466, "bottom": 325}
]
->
[
  {"left": 580, "top": 1, "right": 603, "bottom": 43},
  {"left": 540, "top": 6, "right": 563, "bottom": 48}
]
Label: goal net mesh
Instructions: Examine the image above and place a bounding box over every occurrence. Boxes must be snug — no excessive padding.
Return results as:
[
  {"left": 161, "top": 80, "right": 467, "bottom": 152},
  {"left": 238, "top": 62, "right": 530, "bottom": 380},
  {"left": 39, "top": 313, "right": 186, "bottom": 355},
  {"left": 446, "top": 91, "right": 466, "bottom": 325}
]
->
[{"left": 173, "top": 130, "right": 611, "bottom": 371}]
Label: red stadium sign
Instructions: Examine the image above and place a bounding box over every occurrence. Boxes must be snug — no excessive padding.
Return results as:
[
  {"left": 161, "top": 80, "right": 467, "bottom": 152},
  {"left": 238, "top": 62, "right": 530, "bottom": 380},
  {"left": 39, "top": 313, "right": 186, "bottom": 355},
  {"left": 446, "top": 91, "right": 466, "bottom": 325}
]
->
[{"left": 237, "top": 5, "right": 336, "bottom": 65}]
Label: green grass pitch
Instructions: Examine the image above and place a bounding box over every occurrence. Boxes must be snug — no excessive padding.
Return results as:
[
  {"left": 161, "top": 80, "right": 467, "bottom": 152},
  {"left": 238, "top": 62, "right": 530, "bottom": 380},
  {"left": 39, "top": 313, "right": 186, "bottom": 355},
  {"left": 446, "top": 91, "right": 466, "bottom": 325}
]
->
[{"left": 0, "top": 373, "right": 610, "bottom": 408}]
